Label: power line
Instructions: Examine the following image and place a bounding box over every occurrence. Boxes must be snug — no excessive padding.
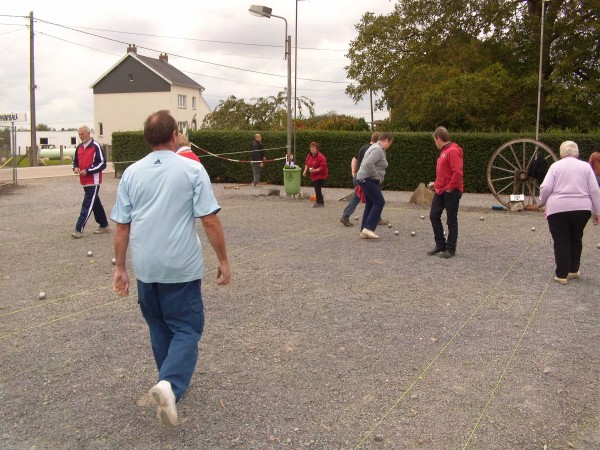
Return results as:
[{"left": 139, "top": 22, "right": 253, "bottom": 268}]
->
[
  {"left": 40, "top": 23, "right": 347, "bottom": 52},
  {"left": 33, "top": 19, "right": 348, "bottom": 84}
]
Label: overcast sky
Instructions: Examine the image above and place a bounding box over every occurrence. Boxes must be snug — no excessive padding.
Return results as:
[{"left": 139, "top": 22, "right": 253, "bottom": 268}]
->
[{"left": 0, "top": 0, "right": 395, "bottom": 130}]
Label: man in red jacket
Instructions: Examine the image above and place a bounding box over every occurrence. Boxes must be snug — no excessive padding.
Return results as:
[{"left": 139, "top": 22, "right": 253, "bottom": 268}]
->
[
  {"left": 71, "top": 125, "right": 109, "bottom": 238},
  {"left": 427, "top": 127, "right": 464, "bottom": 258}
]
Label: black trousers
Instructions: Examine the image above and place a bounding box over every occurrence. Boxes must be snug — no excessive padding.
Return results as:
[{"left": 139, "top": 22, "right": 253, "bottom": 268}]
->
[
  {"left": 75, "top": 185, "right": 109, "bottom": 232},
  {"left": 547, "top": 210, "right": 591, "bottom": 278},
  {"left": 313, "top": 179, "right": 324, "bottom": 205},
  {"left": 430, "top": 190, "right": 462, "bottom": 253}
]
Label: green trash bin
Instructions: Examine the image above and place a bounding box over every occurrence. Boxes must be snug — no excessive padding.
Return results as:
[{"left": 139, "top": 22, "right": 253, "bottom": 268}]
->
[{"left": 283, "top": 166, "right": 302, "bottom": 195}]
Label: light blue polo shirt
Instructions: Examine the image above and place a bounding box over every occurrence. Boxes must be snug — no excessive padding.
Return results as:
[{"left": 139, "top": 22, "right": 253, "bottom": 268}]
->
[{"left": 111, "top": 150, "right": 220, "bottom": 283}]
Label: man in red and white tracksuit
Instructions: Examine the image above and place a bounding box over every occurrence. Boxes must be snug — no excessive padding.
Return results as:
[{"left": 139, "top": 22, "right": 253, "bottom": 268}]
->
[{"left": 71, "top": 125, "right": 109, "bottom": 238}]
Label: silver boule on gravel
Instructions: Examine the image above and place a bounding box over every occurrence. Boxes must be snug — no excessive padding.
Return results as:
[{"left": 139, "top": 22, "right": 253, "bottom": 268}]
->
[
  {"left": 480, "top": 216, "right": 484, "bottom": 221},
  {"left": 531, "top": 227, "right": 536, "bottom": 231},
  {"left": 421, "top": 215, "right": 425, "bottom": 219},
  {"left": 395, "top": 230, "right": 399, "bottom": 235},
  {"left": 38, "top": 292, "right": 46, "bottom": 300},
  {"left": 87, "top": 251, "right": 93, "bottom": 257},
  {"left": 388, "top": 223, "right": 392, "bottom": 228},
  {"left": 111, "top": 258, "right": 116, "bottom": 265},
  {"left": 411, "top": 231, "right": 416, "bottom": 236}
]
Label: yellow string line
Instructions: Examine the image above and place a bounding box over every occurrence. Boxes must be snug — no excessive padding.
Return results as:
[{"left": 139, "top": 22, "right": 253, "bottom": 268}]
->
[
  {"left": 462, "top": 273, "right": 552, "bottom": 449},
  {"left": 354, "top": 231, "right": 541, "bottom": 449},
  {"left": 0, "top": 230, "right": 336, "bottom": 339},
  {"left": 0, "top": 296, "right": 131, "bottom": 340}
]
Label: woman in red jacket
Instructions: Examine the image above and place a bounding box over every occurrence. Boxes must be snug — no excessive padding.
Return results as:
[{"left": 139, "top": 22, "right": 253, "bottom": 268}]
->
[{"left": 303, "top": 142, "right": 328, "bottom": 207}]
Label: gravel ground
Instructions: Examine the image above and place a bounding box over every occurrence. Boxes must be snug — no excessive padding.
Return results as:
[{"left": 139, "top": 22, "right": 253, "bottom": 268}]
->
[{"left": 0, "top": 175, "right": 599, "bottom": 449}]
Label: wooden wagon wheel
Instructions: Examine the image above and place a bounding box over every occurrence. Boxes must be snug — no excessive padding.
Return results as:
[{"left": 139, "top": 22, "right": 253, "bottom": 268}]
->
[{"left": 486, "top": 138, "right": 557, "bottom": 209}]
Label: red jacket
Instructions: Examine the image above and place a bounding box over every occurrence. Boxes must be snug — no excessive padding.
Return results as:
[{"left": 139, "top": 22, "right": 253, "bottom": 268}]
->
[
  {"left": 73, "top": 139, "right": 106, "bottom": 186},
  {"left": 305, "top": 151, "right": 328, "bottom": 181},
  {"left": 434, "top": 142, "right": 464, "bottom": 194}
]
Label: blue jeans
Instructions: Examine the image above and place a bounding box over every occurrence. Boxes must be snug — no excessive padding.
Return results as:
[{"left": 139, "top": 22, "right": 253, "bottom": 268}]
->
[
  {"left": 358, "top": 177, "right": 385, "bottom": 231},
  {"left": 137, "top": 280, "right": 205, "bottom": 401},
  {"left": 251, "top": 162, "right": 261, "bottom": 185},
  {"left": 342, "top": 176, "right": 361, "bottom": 219},
  {"left": 75, "top": 185, "right": 108, "bottom": 232},
  {"left": 430, "top": 190, "right": 462, "bottom": 253}
]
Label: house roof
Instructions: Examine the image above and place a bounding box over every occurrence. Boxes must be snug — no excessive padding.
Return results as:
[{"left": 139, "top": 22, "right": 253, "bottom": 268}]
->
[{"left": 90, "top": 53, "right": 204, "bottom": 91}]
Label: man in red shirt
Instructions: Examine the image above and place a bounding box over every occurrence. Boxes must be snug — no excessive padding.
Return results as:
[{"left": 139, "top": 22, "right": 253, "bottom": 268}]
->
[{"left": 427, "top": 127, "right": 464, "bottom": 258}]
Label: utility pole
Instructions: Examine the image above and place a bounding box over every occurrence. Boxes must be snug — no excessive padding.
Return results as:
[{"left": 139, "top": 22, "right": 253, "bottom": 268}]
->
[
  {"left": 369, "top": 90, "right": 374, "bottom": 130},
  {"left": 29, "top": 11, "right": 37, "bottom": 166}
]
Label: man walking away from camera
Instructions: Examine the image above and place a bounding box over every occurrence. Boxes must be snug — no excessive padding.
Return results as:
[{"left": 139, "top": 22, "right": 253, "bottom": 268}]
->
[{"left": 111, "top": 110, "right": 231, "bottom": 426}]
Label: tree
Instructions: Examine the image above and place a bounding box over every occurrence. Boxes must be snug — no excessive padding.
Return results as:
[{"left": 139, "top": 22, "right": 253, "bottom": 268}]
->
[
  {"left": 36, "top": 123, "right": 53, "bottom": 131},
  {"left": 202, "top": 91, "right": 315, "bottom": 130},
  {"left": 297, "top": 111, "right": 369, "bottom": 131},
  {"left": 346, "top": 0, "right": 600, "bottom": 132}
]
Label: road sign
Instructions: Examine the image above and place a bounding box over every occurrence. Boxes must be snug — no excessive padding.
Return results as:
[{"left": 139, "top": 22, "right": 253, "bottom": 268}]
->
[{"left": 0, "top": 112, "right": 27, "bottom": 123}]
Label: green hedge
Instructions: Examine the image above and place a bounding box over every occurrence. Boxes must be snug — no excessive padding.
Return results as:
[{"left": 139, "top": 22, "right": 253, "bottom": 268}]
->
[{"left": 112, "top": 130, "right": 600, "bottom": 193}]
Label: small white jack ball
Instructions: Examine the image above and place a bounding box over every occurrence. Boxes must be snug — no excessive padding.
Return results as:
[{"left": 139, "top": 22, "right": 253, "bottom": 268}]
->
[
  {"left": 38, "top": 292, "right": 46, "bottom": 300},
  {"left": 388, "top": 223, "right": 392, "bottom": 228},
  {"left": 480, "top": 216, "right": 484, "bottom": 221},
  {"left": 420, "top": 215, "right": 425, "bottom": 219},
  {"left": 111, "top": 258, "right": 116, "bottom": 265},
  {"left": 394, "top": 230, "right": 399, "bottom": 235},
  {"left": 411, "top": 231, "right": 416, "bottom": 236},
  {"left": 87, "top": 251, "right": 93, "bottom": 257},
  {"left": 354, "top": 216, "right": 359, "bottom": 221},
  {"left": 531, "top": 227, "right": 536, "bottom": 231}
]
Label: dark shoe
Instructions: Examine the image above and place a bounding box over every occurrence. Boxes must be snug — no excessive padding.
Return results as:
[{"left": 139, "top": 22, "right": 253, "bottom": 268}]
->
[
  {"left": 378, "top": 219, "right": 389, "bottom": 226},
  {"left": 427, "top": 247, "right": 445, "bottom": 256},
  {"left": 340, "top": 217, "right": 354, "bottom": 227},
  {"left": 438, "top": 250, "right": 455, "bottom": 259}
]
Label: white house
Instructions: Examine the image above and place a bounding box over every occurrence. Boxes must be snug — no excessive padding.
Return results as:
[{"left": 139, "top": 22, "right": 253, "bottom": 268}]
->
[
  {"left": 14, "top": 130, "right": 78, "bottom": 155},
  {"left": 90, "top": 45, "right": 211, "bottom": 146}
]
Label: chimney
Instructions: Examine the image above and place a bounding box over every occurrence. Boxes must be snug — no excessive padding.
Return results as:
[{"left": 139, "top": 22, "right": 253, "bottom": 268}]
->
[
  {"left": 127, "top": 44, "right": 137, "bottom": 54},
  {"left": 159, "top": 53, "right": 168, "bottom": 63}
]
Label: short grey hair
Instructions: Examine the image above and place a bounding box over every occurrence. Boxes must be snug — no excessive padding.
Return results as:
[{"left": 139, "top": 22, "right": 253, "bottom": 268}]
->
[
  {"left": 78, "top": 125, "right": 91, "bottom": 133},
  {"left": 559, "top": 140, "right": 579, "bottom": 158}
]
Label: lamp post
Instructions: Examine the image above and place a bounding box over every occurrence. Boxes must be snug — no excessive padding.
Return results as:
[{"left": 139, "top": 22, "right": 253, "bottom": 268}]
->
[
  {"left": 535, "top": 0, "right": 548, "bottom": 141},
  {"left": 249, "top": 5, "right": 292, "bottom": 163}
]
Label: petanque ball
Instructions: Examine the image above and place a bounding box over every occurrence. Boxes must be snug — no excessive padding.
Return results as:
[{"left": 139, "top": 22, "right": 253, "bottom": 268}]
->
[
  {"left": 531, "top": 227, "right": 536, "bottom": 231},
  {"left": 354, "top": 216, "right": 359, "bottom": 221},
  {"left": 421, "top": 215, "right": 425, "bottom": 219},
  {"left": 87, "top": 251, "right": 93, "bottom": 257},
  {"left": 388, "top": 223, "right": 392, "bottom": 228},
  {"left": 38, "top": 292, "right": 46, "bottom": 300},
  {"left": 395, "top": 230, "right": 399, "bottom": 235},
  {"left": 411, "top": 231, "right": 416, "bottom": 236},
  {"left": 597, "top": 243, "right": 600, "bottom": 249},
  {"left": 111, "top": 258, "right": 116, "bottom": 265},
  {"left": 480, "top": 216, "right": 484, "bottom": 221}
]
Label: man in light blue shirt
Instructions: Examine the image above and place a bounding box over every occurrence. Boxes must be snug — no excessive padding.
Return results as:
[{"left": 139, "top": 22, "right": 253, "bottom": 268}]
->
[{"left": 112, "top": 110, "right": 231, "bottom": 427}]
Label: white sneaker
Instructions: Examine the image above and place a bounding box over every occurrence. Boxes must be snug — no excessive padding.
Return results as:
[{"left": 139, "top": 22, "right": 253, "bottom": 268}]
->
[
  {"left": 361, "top": 228, "right": 380, "bottom": 239},
  {"left": 567, "top": 271, "right": 580, "bottom": 279},
  {"left": 149, "top": 380, "right": 179, "bottom": 426}
]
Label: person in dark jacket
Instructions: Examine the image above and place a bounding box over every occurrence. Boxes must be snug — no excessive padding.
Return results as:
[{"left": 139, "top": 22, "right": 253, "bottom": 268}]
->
[
  {"left": 71, "top": 125, "right": 109, "bottom": 238},
  {"left": 251, "top": 134, "right": 265, "bottom": 187}
]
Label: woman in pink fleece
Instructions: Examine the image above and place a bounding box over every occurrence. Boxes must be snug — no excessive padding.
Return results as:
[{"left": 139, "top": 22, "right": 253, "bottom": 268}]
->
[{"left": 539, "top": 140, "right": 600, "bottom": 284}]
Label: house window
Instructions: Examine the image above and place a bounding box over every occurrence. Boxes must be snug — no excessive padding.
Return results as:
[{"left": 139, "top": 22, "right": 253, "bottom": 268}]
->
[
  {"left": 192, "top": 97, "right": 197, "bottom": 110},
  {"left": 71, "top": 137, "right": 77, "bottom": 145},
  {"left": 99, "top": 122, "right": 104, "bottom": 137},
  {"left": 178, "top": 95, "right": 187, "bottom": 108},
  {"left": 178, "top": 121, "right": 188, "bottom": 134}
]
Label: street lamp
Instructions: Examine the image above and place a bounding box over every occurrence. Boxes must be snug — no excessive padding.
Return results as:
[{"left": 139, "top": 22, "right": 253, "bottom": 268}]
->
[
  {"left": 535, "top": 0, "right": 548, "bottom": 141},
  {"left": 249, "top": 4, "right": 292, "bottom": 162}
]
